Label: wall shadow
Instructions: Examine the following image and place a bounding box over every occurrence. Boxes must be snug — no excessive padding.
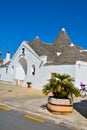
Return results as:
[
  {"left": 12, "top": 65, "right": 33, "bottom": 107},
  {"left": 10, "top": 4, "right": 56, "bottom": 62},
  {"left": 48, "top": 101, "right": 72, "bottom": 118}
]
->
[{"left": 73, "top": 99, "right": 87, "bottom": 119}]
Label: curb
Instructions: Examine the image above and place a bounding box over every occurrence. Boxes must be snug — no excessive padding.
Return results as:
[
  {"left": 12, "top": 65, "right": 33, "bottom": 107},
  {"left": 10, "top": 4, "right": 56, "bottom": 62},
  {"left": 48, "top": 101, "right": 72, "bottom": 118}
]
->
[{"left": 0, "top": 102, "right": 86, "bottom": 130}]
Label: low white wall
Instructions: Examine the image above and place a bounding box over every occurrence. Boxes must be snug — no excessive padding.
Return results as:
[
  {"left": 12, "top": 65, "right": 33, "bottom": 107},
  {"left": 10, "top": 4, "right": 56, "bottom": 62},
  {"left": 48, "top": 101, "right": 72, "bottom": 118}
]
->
[
  {"left": 75, "top": 61, "right": 87, "bottom": 89},
  {"left": 29, "top": 64, "right": 75, "bottom": 89}
]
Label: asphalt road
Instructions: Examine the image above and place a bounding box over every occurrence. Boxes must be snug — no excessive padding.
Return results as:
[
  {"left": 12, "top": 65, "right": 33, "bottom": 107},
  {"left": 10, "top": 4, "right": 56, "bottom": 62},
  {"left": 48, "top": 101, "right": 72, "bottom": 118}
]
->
[{"left": 0, "top": 107, "right": 73, "bottom": 130}]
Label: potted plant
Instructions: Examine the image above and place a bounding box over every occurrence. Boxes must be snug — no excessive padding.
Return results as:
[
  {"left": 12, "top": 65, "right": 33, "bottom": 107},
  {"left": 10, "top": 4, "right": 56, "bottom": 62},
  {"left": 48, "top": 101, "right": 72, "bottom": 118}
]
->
[
  {"left": 42, "top": 73, "right": 80, "bottom": 114},
  {"left": 27, "top": 82, "right": 32, "bottom": 88}
]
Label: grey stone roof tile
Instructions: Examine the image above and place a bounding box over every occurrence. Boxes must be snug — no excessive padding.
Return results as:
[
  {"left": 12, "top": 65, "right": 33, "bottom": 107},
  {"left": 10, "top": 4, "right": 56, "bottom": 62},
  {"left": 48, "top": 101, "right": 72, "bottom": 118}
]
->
[{"left": 27, "top": 29, "right": 87, "bottom": 65}]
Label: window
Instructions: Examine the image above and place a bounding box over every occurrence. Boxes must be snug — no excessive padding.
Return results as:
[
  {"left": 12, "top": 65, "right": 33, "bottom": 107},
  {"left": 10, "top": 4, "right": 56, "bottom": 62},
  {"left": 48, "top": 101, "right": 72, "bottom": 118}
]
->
[
  {"left": 31, "top": 64, "right": 35, "bottom": 75},
  {"left": 6, "top": 67, "right": 8, "bottom": 74},
  {"left": 22, "top": 48, "right": 25, "bottom": 54}
]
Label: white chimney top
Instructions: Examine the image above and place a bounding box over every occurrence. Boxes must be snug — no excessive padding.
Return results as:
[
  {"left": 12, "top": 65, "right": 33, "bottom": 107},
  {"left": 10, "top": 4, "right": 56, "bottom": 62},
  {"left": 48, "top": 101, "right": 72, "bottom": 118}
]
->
[{"left": 6, "top": 52, "right": 10, "bottom": 62}]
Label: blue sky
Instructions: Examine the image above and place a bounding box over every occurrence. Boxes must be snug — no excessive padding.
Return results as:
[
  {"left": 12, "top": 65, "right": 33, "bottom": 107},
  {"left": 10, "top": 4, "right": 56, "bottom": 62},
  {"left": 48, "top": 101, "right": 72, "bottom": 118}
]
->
[{"left": 0, "top": 0, "right": 87, "bottom": 58}]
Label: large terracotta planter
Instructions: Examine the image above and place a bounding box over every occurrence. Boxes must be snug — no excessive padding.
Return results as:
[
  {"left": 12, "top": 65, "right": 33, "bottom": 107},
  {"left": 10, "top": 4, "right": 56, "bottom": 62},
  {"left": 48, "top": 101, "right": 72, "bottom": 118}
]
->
[{"left": 47, "top": 96, "right": 73, "bottom": 114}]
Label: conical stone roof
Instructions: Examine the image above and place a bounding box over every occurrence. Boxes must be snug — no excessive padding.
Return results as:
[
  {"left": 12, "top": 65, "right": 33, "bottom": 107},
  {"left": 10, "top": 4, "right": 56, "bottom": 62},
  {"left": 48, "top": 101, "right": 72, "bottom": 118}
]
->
[{"left": 28, "top": 28, "right": 87, "bottom": 65}]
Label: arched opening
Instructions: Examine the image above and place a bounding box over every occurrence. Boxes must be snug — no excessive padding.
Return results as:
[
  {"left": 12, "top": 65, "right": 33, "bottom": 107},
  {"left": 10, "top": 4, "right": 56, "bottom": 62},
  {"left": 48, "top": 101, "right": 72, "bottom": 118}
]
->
[
  {"left": 15, "top": 58, "right": 27, "bottom": 86},
  {"left": 19, "top": 58, "right": 27, "bottom": 75}
]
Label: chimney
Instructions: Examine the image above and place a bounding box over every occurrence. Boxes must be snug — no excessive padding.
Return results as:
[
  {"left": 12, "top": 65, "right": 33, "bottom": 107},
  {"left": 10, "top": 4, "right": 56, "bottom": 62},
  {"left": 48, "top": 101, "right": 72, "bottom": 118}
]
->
[{"left": 6, "top": 51, "right": 10, "bottom": 62}]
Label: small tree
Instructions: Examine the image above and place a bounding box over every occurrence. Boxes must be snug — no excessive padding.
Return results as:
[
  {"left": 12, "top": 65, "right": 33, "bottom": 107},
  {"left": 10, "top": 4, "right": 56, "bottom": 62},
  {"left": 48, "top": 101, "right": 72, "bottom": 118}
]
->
[{"left": 42, "top": 73, "right": 80, "bottom": 100}]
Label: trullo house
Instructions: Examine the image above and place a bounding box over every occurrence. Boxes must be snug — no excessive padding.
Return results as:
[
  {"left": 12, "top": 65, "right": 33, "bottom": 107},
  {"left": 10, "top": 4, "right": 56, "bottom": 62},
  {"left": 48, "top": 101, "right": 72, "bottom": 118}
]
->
[{"left": 0, "top": 28, "right": 87, "bottom": 89}]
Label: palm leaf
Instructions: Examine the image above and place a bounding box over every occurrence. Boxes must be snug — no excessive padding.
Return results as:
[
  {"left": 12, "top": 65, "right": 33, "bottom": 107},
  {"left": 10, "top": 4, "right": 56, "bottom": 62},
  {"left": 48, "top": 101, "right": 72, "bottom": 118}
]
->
[{"left": 42, "top": 73, "right": 80, "bottom": 99}]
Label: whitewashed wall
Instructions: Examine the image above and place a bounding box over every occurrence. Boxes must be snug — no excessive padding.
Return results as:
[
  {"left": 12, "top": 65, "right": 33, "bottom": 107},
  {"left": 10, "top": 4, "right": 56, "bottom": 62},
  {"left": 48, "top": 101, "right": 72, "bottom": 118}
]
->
[
  {"left": 0, "top": 41, "right": 42, "bottom": 85},
  {"left": 75, "top": 61, "right": 87, "bottom": 89},
  {"left": 0, "top": 67, "right": 9, "bottom": 81},
  {"left": 30, "top": 65, "right": 75, "bottom": 89}
]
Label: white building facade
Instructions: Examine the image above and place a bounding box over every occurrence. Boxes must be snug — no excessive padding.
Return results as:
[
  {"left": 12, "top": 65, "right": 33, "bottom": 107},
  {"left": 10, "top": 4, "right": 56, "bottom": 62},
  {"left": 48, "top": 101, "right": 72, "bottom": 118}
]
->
[{"left": 0, "top": 29, "right": 87, "bottom": 89}]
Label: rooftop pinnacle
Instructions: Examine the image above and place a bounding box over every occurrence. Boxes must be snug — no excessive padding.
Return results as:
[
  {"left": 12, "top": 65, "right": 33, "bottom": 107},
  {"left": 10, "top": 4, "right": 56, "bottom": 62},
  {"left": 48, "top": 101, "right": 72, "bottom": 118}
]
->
[{"left": 61, "top": 28, "right": 66, "bottom": 31}]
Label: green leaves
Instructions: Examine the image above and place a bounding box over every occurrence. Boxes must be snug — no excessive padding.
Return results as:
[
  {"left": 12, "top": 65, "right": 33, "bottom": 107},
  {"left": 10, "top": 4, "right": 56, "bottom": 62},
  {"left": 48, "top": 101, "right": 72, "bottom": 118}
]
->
[
  {"left": 42, "top": 84, "right": 51, "bottom": 95},
  {"left": 42, "top": 73, "right": 80, "bottom": 99}
]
